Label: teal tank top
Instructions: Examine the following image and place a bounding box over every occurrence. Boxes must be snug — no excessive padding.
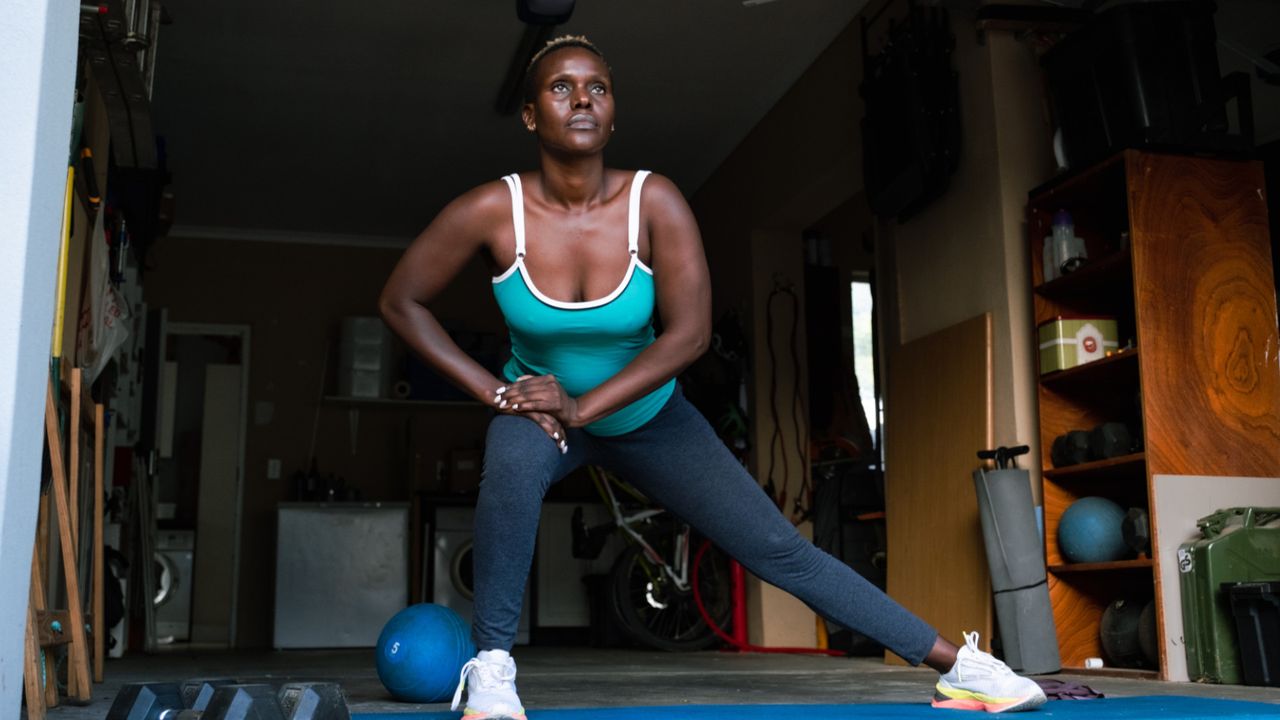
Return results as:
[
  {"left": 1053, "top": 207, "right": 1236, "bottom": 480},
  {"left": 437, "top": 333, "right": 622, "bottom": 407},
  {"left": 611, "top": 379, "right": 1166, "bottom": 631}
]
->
[{"left": 492, "top": 171, "right": 676, "bottom": 436}]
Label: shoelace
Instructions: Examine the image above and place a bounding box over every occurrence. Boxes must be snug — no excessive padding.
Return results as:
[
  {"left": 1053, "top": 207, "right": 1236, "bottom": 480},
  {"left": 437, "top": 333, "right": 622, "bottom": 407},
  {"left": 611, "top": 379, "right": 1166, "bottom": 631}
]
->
[
  {"left": 451, "top": 657, "right": 518, "bottom": 711},
  {"left": 956, "top": 631, "right": 1014, "bottom": 681}
]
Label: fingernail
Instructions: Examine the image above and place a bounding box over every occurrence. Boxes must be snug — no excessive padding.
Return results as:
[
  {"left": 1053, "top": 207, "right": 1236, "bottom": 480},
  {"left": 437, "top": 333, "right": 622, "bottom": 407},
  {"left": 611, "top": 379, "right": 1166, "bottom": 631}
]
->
[
  {"left": 499, "top": 400, "right": 507, "bottom": 408},
  {"left": 493, "top": 395, "right": 501, "bottom": 403},
  {"left": 513, "top": 403, "right": 519, "bottom": 410},
  {"left": 497, "top": 386, "right": 507, "bottom": 394},
  {"left": 561, "top": 444, "right": 568, "bottom": 454},
  {"left": 552, "top": 432, "right": 560, "bottom": 440}
]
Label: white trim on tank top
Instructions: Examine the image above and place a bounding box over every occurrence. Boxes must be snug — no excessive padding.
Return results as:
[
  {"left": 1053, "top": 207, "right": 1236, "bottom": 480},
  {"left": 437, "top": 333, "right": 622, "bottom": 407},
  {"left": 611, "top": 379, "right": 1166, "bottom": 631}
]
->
[{"left": 492, "top": 171, "right": 653, "bottom": 310}]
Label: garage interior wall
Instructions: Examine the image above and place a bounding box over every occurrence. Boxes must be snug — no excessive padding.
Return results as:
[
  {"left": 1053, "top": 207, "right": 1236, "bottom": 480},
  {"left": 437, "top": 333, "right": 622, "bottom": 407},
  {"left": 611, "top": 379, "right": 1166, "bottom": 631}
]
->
[
  {"left": 887, "top": 25, "right": 1053, "bottom": 483},
  {"left": 691, "top": 3, "right": 1056, "bottom": 647},
  {"left": 876, "top": 9, "right": 1055, "bottom": 649},
  {"left": 142, "top": 239, "right": 503, "bottom": 647}
]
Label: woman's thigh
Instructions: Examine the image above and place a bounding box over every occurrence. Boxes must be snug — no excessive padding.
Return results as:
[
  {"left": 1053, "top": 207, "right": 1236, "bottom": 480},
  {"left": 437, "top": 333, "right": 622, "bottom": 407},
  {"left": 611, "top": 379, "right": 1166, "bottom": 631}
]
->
[
  {"left": 593, "top": 392, "right": 797, "bottom": 571},
  {"left": 480, "top": 413, "right": 588, "bottom": 501}
]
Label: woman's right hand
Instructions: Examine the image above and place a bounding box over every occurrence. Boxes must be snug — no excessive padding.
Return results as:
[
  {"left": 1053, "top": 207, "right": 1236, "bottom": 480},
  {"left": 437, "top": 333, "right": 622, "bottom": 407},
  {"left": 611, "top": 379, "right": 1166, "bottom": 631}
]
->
[
  {"left": 493, "top": 375, "right": 568, "bottom": 453},
  {"left": 505, "top": 410, "right": 568, "bottom": 454}
]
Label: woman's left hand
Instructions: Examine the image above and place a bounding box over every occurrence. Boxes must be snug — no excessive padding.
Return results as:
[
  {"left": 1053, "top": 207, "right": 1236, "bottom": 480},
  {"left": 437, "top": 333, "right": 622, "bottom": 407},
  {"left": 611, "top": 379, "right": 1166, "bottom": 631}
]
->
[{"left": 495, "top": 374, "right": 582, "bottom": 427}]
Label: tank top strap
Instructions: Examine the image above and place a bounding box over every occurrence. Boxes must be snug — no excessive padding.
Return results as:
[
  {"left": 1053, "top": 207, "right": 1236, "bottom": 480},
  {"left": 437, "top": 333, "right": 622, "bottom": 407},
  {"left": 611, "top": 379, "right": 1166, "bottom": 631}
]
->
[
  {"left": 501, "top": 173, "right": 527, "bottom": 258},
  {"left": 627, "top": 170, "right": 651, "bottom": 257}
]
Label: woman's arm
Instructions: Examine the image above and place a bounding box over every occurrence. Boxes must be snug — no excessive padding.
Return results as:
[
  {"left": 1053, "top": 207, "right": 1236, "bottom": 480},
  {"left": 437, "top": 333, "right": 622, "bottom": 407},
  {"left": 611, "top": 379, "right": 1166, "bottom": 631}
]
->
[
  {"left": 498, "top": 173, "right": 711, "bottom": 427},
  {"left": 379, "top": 183, "right": 569, "bottom": 443}
]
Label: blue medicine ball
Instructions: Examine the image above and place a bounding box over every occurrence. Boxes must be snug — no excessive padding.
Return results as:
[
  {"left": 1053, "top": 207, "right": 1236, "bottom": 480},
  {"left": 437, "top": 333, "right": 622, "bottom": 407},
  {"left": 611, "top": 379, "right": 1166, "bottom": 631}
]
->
[
  {"left": 376, "top": 604, "right": 476, "bottom": 703},
  {"left": 1058, "top": 496, "right": 1129, "bottom": 563}
]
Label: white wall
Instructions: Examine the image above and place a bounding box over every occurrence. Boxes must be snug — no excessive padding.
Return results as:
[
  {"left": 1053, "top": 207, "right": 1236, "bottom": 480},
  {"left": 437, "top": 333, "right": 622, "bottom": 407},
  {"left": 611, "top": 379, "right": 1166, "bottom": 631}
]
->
[
  {"left": 0, "top": 1, "right": 79, "bottom": 714},
  {"left": 888, "top": 17, "right": 1053, "bottom": 496}
]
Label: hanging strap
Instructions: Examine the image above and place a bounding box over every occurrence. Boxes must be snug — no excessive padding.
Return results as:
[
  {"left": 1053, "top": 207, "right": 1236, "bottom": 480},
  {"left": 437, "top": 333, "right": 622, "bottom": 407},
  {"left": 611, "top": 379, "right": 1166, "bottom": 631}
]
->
[
  {"left": 628, "top": 170, "right": 650, "bottom": 256},
  {"left": 501, "top": 174, "right": 526, "bottom": 258}
]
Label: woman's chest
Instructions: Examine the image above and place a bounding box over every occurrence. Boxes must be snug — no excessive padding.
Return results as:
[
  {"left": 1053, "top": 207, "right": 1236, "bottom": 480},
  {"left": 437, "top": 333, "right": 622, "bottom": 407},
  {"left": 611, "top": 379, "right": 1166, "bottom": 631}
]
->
[{"left": 491, "top": 205, "right": 650, "bottom": 304}]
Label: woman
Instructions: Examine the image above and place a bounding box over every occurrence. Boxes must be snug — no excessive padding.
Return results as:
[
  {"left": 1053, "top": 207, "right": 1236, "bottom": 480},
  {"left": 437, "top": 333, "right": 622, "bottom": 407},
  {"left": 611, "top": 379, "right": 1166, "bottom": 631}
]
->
[{"left": 380, "top": 36, "right": 1045, "bottom": 720}]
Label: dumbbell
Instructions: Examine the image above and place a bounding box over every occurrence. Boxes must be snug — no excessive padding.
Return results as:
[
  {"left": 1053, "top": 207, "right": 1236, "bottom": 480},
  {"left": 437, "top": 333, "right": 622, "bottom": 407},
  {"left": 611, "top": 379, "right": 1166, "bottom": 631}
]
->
[
  {"left": 1050, "top": 431, "right": 1090, "bottom": 467},
  {"left": 181, "top": 679, "right": 241, "bottom": 712},
  {"left": 107, "top": 681, "right": 348, "bottom": 720}
]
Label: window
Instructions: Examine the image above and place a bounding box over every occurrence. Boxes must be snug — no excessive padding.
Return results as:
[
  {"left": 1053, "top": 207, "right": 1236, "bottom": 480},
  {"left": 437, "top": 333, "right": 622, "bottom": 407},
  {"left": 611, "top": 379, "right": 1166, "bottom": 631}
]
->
[{"left": 850, "top": 277, "right": 879, "bottom": 451}]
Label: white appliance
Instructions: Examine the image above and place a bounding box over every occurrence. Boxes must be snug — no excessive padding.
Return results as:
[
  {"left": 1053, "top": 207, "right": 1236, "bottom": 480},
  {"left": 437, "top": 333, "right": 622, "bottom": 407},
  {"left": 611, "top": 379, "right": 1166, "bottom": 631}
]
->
[
  {"left": 274, "top": 503, "right": 409, "bottom": 648},
  {"left": 430, "top": 506, "right": 530, "bottom": 644},
  {"left": 154, "top": 529, "right": 194, "bottom": 641},
  {"left": 534, "top": 502, "right": 617, "bottom": 629}
]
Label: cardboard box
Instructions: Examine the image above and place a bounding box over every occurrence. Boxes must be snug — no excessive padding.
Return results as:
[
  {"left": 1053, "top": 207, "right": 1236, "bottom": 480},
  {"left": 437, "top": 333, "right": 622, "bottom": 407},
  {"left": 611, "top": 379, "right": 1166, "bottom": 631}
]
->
[{"left": 1038, "top": 317, "right": 1118, "bottom": 374}]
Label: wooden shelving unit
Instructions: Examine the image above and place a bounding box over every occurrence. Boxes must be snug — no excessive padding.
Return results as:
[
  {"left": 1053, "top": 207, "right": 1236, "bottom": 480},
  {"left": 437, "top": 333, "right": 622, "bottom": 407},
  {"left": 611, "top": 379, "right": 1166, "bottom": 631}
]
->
[
  {"left": 1047, "top": 558, "right": 1153, "bottom": 574},
  {"left": 1028, "top": 149, "right": 1280, "bottom": 678},
  {"left": 1042, "top": 453, "right": 1145, "bottom": 482}
]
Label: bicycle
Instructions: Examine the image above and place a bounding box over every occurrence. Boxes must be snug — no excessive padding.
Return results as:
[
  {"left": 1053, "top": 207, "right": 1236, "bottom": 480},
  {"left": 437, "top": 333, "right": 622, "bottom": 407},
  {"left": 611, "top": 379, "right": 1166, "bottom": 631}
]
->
[{"left": 571, "top": 466, "right": 733, "bottom": 651}]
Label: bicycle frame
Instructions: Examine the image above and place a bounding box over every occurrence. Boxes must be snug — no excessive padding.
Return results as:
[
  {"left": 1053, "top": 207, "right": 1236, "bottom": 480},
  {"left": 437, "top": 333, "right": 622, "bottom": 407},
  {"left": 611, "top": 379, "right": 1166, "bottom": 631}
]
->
[{"left": 587, "top": 466, "right": 692, "bottom": 593}]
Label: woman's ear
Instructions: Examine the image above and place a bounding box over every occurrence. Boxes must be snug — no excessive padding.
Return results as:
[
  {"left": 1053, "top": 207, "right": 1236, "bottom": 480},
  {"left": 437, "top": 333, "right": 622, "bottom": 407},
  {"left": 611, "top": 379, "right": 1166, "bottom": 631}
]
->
[{"left": 521, "top": 105, "right": 536, "bottom": 132}]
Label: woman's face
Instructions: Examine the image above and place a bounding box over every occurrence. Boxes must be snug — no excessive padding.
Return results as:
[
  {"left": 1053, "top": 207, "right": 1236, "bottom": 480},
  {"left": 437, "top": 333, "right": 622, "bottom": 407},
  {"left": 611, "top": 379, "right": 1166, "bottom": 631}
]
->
[{"left": 522, "top": 47, "right": 615, "bottom": 155}]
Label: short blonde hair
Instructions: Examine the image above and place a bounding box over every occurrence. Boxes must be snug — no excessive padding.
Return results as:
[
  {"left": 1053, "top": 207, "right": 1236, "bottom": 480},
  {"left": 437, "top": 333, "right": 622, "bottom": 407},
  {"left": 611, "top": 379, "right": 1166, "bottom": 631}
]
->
[{"left": 522, "top": 35, "right": 610, "bottom": 103}]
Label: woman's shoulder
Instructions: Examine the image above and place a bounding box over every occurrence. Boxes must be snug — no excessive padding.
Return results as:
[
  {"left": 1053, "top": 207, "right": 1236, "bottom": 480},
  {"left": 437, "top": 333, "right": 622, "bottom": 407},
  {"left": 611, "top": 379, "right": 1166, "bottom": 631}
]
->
[
  {"left": 452, "top": 176, "right": 516, "bottom": 210},
  {"left": 627, "top": 170, "right": 687, "bottom": 216},
  {"left": 437, "top": 176, "right": 518, "bottom": 228}
]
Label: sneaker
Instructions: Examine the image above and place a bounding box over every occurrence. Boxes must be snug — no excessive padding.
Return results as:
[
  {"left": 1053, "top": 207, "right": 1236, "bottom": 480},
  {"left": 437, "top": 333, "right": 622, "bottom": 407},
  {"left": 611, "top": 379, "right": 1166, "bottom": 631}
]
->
[
  {"left": 451, "top": 649, "right": 527, "bottom": 720},
  {"left": 932, "top": 632, "right": 1047, "bottom": 713}
]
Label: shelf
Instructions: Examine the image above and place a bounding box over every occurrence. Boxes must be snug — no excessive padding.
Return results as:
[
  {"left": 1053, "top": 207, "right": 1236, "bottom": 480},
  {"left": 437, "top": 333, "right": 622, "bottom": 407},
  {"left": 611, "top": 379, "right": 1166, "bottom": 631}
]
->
[
  {"left": 1028, "top": 150, "right": 1127, "bottom": 205},
  {"left": 1034, "top": 251, "right": 1132, "bottom": 303},
  {"left": 1060, "top": 666, "right": 1161, "bottom": 680},
  {"left": 1039, "top": 349, "right": 1138, "bottom": 390},
  {"left": 1048, "top": 558, "right": 1153, "bottom": 574},
  {"left": 1044, "top": 452, "right": 1145, "bottom": 482},
  {"left": 322, "top": 396, "right": 487, "bottom": 409}
]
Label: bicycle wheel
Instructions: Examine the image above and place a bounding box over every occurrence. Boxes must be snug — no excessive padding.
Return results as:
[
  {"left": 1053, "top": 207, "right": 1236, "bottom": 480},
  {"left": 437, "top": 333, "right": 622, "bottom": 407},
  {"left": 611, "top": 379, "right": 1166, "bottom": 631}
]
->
[{"left": 610, "top": 531, "right": 732, "bottom": 651}]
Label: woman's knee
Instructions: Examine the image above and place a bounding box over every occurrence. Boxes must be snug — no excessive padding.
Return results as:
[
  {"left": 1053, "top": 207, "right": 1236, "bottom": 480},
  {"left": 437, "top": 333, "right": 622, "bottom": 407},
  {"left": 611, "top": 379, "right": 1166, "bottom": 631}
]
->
[
  {"left": 481, "top": 415, "right": 560, "bottom": 497},
  {"left": 744, "top": 525, "right": 831, "bottom": 583}
]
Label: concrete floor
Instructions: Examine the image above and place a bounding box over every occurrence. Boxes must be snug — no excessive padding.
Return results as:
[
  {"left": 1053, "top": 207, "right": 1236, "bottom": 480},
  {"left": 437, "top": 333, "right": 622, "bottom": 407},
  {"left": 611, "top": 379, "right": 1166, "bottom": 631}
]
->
[{"left": 27, "top": 646, "right": 1280, "bottom": 718}]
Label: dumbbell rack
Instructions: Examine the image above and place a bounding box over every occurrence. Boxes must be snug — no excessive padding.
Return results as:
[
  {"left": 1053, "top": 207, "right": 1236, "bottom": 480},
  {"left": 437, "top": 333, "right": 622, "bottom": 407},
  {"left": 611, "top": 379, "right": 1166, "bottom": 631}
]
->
[{"left": 1027, "top": 149, "right": 1280, "bottom": 679}]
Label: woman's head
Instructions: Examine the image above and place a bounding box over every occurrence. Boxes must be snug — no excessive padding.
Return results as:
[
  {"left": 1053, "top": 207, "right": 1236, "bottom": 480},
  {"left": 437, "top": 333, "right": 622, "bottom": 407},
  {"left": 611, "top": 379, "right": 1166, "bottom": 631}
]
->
[
  {"left": 521, "top": 35, "right": 615, "bottom": 154},
  {"left": 522, "top": 35, "right": 610, "bottom": 104}
]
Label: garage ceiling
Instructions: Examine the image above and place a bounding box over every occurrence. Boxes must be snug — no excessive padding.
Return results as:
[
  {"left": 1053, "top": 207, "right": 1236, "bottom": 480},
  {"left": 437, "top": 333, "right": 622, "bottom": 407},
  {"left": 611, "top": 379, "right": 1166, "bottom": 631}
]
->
[
  {"left": 152, "top": 0, "right": 867, "bottom": 244},
  {"left": 151, "top": 1, "right": 1280, "bottom": 246}
]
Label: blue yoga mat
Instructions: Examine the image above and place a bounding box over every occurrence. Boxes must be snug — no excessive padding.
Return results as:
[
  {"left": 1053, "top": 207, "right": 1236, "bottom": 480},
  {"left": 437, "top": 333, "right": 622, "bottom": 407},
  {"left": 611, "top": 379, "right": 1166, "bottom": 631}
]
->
[{"left": 353, "top": 695, "right": 1280, "bottom": 719}]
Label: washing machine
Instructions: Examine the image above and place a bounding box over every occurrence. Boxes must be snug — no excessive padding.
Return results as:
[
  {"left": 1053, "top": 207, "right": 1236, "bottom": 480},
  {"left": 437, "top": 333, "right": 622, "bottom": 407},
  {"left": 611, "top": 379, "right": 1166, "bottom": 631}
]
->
[
  {"left": 430, "top": 506, "right": 529, "bottom": 644},
  {"left": 154, "top": 529, "right": 194, "bottom": 642}
]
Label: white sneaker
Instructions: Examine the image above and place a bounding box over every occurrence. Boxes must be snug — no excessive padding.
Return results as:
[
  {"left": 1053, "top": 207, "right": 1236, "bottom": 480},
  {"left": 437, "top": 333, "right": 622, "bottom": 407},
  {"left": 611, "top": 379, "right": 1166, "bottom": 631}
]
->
[
  {"left": 933, "top": 632, "right": 1047, "bottom": 713},
  {"left": 451, "top": 649, "right": 527, "bottom": 720}
]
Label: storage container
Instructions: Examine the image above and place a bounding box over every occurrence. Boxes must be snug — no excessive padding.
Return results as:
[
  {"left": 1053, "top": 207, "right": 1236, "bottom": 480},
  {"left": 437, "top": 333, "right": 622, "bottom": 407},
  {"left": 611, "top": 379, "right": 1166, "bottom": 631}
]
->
[
  {"left": 1037, "top": 317, "right": 1118, "bottom": 374},
  {"left": 1226, "top": 581, "right": 1280, "bottom": 687},
  {"left": 1179, "top": 507, "right": 1280, "bottom": 684},
  {"left": 1041, "top": 0, "right": 1252, "bottom": 170},
  {"left": 337, "top": 316, "right": 393, "bottom": 398}
]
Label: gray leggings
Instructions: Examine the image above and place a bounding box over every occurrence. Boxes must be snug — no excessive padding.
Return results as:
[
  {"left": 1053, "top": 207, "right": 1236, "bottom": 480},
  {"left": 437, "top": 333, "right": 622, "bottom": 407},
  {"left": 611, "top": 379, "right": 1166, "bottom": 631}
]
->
[{"left": 472, "top": 386, "right": 939, "bottom": 664}]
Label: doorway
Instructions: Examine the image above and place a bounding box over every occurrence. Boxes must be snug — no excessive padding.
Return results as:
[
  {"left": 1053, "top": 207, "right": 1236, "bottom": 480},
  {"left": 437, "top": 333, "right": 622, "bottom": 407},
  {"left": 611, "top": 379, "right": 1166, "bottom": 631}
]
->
[{"left": 156, "top": 322, "right": 250, "bottom": 648}]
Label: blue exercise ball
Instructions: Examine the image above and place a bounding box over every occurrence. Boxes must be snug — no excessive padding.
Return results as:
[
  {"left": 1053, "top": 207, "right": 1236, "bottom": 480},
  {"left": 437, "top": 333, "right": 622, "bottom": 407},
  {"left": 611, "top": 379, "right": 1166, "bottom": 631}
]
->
[
  {"left": 1058, "top": 496, "right": 1130, "bottom": 563},
  {"left": 376, "top": 604, "right": 476, "bottom": 703}
]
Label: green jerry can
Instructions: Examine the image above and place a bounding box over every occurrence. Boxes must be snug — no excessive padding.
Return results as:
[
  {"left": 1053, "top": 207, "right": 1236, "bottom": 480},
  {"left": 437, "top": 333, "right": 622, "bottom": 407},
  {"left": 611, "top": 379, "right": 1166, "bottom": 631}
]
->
[{"left": 1179, "top": 507, "right": 1280, "bottom": 684}]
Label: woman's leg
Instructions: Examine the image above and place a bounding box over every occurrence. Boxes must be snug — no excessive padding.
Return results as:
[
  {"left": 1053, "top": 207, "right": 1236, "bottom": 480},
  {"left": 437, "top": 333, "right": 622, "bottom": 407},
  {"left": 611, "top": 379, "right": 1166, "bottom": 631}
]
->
[
  {"left": 470, "top": 413, "right": 588, "bottom": 651},
  {"left": 596, "top": 389, "right": 938, "bottom": 665}
]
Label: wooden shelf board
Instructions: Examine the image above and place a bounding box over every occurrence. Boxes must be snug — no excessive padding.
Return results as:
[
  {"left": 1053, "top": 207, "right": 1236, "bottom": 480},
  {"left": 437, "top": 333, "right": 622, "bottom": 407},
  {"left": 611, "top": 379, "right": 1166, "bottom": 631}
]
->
[
  {"left": 1049, "top": 558, "right": 1153, "bottom": 574},
  {"left": 1059, "top": 665, "right": 1161, "bottom": 680},
  {"left": 1044, "top": 453, "right": 1145, "bottom": 481},
  {"left": 1028, "top": 150, "right": 1127, "bottom": 205},
  {"left": 322, "top": 396, "right": 486, "bottom": 409},
  {"left": 1039, "top": 349, "right": 1138, "bottom": 389},
  {"left": 1034, "top": 251, "right": 1132, "bottom": 301}
]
